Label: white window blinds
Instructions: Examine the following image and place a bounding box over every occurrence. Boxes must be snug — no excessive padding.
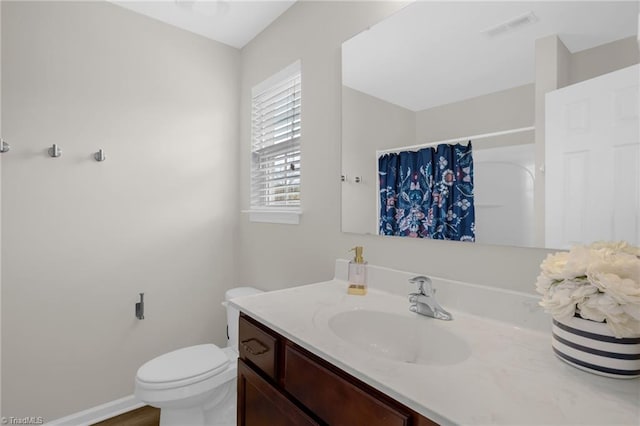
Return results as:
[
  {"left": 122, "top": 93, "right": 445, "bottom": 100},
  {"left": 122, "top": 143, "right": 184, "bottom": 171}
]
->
[{"left": 251, "top": 64, "right": 301, "bottom": 208}]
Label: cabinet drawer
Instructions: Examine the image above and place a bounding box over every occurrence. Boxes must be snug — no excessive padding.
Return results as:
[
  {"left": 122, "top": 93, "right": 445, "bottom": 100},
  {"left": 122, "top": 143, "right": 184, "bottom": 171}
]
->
[
  {"left": 239, "top": 315, "right": 278, "bottom": 381},
  {"left": 283, "top": 343, "right": 410, "bottom": 426}
]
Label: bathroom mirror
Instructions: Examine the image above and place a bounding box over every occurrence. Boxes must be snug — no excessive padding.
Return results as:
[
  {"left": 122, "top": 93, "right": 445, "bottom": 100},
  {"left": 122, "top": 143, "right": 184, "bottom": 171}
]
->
[{"left": 341, "top": 1, "right": 639, "bottom": 249}]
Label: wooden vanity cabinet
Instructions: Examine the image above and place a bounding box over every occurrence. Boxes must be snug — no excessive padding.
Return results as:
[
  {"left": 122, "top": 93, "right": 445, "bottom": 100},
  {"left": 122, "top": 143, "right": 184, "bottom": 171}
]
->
[
  {"left": 237, "top": 313, "right": 438, "bottom": 426},
  {"left": 237, "top": 359, "right": 318, "bottom": 426}
]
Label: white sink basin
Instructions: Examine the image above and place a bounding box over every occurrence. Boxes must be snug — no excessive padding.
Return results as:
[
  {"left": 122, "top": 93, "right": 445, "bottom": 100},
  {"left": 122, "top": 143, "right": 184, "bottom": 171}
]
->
[{"left": 328, "top": 309, "right": 471, "bottom": 365}]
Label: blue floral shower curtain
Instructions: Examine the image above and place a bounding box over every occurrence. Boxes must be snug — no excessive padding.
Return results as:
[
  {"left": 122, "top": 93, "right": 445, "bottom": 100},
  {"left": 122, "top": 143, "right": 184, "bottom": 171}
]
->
[{"left": 378, "top": 142, "right": 475, "bottom": 241}]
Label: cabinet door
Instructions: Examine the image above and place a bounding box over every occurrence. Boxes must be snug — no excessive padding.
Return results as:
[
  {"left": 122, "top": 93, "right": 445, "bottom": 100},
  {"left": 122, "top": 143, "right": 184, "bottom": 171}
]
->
[
  {"left": 283, "top": 343, "right": 411, "bottom": 426},
  {"left": 238, "top": 359, "right": 319, "bottom": 426}
]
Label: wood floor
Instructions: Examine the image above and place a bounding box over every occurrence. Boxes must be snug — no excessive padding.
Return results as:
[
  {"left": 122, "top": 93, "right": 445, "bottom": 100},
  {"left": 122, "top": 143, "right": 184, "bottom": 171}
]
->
[{"left": 91, "top": 406, "right": 160, "bottom": 426}]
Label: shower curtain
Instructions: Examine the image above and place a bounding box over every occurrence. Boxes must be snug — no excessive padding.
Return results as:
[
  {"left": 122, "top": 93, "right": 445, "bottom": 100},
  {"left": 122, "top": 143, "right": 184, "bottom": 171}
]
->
[{"left": 378, "top": 142, "right": 475, "bottom": 241}]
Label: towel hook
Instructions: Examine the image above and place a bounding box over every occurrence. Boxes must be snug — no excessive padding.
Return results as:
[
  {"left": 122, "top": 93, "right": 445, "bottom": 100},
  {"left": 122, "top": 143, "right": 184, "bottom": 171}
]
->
[
  {"left": 48, "top": 144, "right": 61, "bottom": 158},
  {"left": 94, "top": 149, "right": 106, "bottom": 162},
  {"left": 135, "top": 293, "right": 145, "bottom": 320},
  {"left": 0, "top": 139, "right": 9, "bottom": 153}
]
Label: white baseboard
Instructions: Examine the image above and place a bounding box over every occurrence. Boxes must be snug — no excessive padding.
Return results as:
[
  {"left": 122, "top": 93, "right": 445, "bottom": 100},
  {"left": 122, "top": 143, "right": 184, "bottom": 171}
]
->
[{"left": 46, "top": 395, "right": 144, "bottom": 426}]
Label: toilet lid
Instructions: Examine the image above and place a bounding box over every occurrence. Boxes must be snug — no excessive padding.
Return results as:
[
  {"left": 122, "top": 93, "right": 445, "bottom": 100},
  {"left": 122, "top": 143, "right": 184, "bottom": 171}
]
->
[{"left": 137, "top": 344, "right": 230, "bottom": 384}]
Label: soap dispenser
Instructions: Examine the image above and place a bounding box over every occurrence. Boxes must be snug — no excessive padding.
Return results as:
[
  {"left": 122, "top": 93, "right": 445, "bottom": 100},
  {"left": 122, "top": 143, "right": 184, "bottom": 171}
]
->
[{"left": 348, "top": 246, "right": 367, "bottom": 295}]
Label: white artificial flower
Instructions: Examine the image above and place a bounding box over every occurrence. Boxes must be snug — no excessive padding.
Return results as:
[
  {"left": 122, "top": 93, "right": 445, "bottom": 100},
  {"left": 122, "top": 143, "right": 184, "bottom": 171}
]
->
[
  {"left": 540, "top": 251, "right": 569, "bottom": 280},
  {"left": 536, "top": 241, "right": 640, "bottom": 338},
  {"left": 577, "top": 293, "right": 620, "bottom": 323},
  {"left": 589, "top": 240, "right": 640, "bottom": 257},
  {"left": 563, "top": 245, "right": 590, "bottom": 279},
  {"left": 589, "top": 273, "right": 640, "bottom": 305},
  {"left": 587, "top": 248, "right": 640, "bottom": 278},
  {"left": 587, "top": 250, "right": 640, "bottom": 304},
  {"left": 539, "top": 280, "right": 598, "bottom": 321},
  {"left": 535, "top": 273, "right": 554, "bottom": 295},
  {"left": 578, "top": 293, "right": 640, "bottom": 338}
]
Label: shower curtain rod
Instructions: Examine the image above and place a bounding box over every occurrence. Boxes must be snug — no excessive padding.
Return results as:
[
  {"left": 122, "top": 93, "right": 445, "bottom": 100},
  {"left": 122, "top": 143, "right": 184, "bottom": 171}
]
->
[{"left": 376, "top": 125, "right": 535, "bottom": 156}]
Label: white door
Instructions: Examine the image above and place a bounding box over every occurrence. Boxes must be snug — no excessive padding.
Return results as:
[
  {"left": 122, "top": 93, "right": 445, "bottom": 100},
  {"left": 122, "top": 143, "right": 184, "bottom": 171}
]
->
[{"left": 545, "top": 64, "right": 639, "bottom": 249}]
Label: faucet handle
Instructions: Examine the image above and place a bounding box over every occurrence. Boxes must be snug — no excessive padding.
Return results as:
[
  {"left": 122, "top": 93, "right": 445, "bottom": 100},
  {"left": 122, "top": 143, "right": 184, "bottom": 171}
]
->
[{"left": 409, "top": 275, "right": 433, "bottom": 295}]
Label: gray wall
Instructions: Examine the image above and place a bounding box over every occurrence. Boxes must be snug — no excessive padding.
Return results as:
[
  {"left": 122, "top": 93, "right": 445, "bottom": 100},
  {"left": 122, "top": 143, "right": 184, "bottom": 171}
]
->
[
  {"left": 239, "top": 1, "right": 548, "bottom": 296},
  {"left": 1, "top": 1, "right": 239, "bottom": 420},
  {"left": 415, "top": 84, "right": 534, "bottom": 143},
  {"left": 571, "top": 36, "right": 639, "bottom": 84},
  {"left": 534, "top": 35, "right": 571, "bottom": 247},
  {"left": 342, "top": 86, "right": 416, "bottom": 234},
  {"left": 0, "top": 0, "right": 3, "bottom": 417}
]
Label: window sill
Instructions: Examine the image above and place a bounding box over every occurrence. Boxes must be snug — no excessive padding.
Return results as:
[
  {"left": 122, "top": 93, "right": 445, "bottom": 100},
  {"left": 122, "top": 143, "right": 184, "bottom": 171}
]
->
[{"left": 242, "top": 209, "right": 302, "bottom": 225}]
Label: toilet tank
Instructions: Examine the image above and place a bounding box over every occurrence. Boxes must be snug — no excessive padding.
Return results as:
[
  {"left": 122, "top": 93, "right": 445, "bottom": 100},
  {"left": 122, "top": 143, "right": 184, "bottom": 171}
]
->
[{"left": 225, "top": 287, "right": 263, "bottom": 351}]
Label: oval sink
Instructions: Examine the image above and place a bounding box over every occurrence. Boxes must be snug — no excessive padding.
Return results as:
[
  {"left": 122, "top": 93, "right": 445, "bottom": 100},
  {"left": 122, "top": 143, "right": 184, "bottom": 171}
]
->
[{"left": 328, "top": 310, "right": 471, "bottom": 365}]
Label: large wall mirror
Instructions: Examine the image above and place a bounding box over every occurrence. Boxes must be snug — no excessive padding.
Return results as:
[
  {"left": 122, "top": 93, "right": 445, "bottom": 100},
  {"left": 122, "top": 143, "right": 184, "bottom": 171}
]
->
[{"left": 341, "top": 1, "right": 639, "bottom": 250}]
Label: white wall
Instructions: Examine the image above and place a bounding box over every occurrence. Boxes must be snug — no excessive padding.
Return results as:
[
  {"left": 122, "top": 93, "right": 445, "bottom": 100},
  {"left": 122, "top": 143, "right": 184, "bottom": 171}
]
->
[
  {"left": 239, "top": 2, "right": 549, "bottom": 294},
  {"left": 474, "top": 145, "right": 535, "bottom": 247},
  {"left": 1, "top": 1, "right": 239, "bottom": 420}
]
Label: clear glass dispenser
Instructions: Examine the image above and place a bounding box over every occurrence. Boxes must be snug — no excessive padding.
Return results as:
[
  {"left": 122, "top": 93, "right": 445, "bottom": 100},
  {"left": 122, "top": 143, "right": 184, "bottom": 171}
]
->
[{"left": 348, "top": 246, "right": 367, "bottom": 295}]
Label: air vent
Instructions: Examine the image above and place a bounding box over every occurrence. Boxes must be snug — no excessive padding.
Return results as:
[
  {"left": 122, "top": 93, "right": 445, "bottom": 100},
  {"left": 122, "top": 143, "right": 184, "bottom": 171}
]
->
[{"left": 481, "top": 11, "right": 539, "bottom": 37}]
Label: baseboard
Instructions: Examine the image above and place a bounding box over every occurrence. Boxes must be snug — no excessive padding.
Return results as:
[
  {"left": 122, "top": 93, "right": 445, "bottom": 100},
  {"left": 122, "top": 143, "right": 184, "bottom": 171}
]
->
[{"left": 46, "top": 395, "right": 144, "bottom": 426}]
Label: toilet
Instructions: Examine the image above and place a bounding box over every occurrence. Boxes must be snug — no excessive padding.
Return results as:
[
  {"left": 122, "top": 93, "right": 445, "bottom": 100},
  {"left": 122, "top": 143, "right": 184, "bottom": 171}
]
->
[{"left": 135, "top": 287, "right": 263, "bottom": 426}]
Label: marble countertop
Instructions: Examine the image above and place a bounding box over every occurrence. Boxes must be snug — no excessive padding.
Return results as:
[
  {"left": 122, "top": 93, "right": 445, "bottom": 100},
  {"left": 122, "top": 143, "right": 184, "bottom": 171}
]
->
[{"left": 230, "top": 273, "right": 639, "bottom": 425}]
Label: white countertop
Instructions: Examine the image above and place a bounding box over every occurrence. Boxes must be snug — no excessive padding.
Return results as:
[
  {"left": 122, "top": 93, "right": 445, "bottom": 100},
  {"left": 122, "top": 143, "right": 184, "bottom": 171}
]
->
[{"left": 230, "top": 266, "right": 640, "bottom": 425}]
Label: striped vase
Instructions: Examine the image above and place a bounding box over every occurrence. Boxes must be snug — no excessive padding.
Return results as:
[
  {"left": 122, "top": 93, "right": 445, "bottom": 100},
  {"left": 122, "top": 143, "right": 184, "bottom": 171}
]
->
[{"left": 552, "top": 315, "right": 640, "bottom": 379}]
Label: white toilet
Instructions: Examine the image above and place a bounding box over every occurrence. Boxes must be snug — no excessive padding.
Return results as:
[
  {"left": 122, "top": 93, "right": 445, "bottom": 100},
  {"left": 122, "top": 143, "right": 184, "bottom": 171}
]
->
[{"left": 135, "top": 287, "right": 263, "bottom": 426}]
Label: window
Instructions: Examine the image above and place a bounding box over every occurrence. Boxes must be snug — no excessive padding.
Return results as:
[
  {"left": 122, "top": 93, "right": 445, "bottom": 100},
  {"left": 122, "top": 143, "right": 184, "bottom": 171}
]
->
[{"left": 249, "top": 61, "right": 301, "bottom": 224}]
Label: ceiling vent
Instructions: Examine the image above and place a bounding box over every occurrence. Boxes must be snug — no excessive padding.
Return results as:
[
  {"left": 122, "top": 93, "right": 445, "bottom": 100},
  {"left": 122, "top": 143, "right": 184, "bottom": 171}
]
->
[{"left": 481, "top": 11, "right": 539, "bottom": 37}]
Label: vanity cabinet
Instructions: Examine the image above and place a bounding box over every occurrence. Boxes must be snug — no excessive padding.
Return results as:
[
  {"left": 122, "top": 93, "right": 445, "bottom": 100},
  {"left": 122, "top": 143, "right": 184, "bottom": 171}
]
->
[
  {"left": 237, "top": 359, "right": 318, "bottom": 426},
  {"left": 237, "top": 313, "right": 438, "bottom": 426}
]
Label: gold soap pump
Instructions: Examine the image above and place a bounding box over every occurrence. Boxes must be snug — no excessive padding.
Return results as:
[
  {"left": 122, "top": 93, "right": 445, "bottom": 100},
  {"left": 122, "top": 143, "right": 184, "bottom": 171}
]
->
[{"left": 347, "top": 246, "right": 367, "bottom": 295}]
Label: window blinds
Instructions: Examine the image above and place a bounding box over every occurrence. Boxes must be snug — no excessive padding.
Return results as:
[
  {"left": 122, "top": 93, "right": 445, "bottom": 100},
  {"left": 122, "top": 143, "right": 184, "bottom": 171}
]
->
[{"left": 251, "top": 71, "right": 301, "bottom": 208}]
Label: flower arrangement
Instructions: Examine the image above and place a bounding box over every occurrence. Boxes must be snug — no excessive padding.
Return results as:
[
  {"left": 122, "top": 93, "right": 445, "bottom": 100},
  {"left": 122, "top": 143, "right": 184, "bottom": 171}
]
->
[{"left": 535, "top": 241, "right": 640, "bottom": 338}]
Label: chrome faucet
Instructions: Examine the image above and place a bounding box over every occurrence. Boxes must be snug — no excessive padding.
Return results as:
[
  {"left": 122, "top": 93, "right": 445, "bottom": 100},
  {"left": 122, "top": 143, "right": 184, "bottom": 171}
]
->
[{"left": 408, "top": 276, "right": 452, "bottom": 321}]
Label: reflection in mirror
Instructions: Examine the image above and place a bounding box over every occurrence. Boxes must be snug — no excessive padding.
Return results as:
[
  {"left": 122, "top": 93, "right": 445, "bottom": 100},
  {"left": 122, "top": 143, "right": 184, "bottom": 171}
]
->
[{"left": 341, "top": 1, "right": 639, "bottom": 249}]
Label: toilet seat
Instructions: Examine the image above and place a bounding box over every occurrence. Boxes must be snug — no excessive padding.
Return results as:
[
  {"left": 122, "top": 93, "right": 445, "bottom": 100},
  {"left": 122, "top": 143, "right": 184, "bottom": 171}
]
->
[{"left": 136, "top": 344, "right": 230, "bottom": 390}]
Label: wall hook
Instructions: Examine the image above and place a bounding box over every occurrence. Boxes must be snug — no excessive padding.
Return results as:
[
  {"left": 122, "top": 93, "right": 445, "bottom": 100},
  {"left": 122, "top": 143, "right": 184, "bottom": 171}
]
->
[
  {"left": 0, "top": 139, "right": 9, "bottom": 153},
  {"left": 94, "top": 149, "right": 106, "bottom": 162},
  {"left": 135, "top": 293, "right": 145, "bottom": 320},
  {"left": 48, "top": 144, "right": 61, "bottom": 158}
]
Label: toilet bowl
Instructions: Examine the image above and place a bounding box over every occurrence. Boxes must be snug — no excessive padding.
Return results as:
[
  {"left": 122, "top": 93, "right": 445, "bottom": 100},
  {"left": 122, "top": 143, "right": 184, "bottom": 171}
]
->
[{"left": 135, "top": 287, "right": 263, "bottom": 426}]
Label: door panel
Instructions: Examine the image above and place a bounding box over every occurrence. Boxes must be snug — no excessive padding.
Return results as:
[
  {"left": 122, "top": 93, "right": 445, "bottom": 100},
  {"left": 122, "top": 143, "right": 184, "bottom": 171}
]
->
[{"left": 545, "top": 64, "right": 639, "bottom": 248}]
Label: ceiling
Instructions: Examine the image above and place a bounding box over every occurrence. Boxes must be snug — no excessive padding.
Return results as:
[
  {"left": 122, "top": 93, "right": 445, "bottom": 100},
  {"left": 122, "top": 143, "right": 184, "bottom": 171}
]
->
[
  {"left": 111, "top": 0, "right": 296, "bottom": 48},
  {"left": 342, "top": 1, "right": 639, "bottom": 112}
]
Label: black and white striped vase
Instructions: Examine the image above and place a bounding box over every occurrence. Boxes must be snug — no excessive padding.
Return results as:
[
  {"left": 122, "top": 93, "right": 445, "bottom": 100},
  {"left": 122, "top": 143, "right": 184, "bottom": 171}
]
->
[{"left": 552, "top": 315, "right": 640, "bottom": 379}]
